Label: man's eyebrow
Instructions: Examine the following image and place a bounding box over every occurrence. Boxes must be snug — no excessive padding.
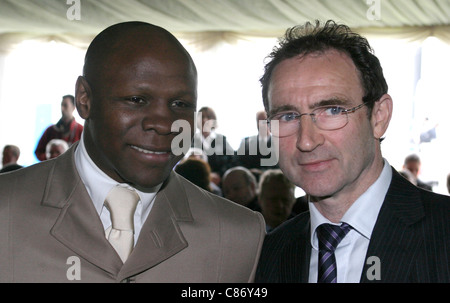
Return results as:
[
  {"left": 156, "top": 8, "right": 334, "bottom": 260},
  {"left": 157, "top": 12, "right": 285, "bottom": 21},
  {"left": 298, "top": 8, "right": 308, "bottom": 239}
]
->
[
  {"left": 268, "top": 105, "right": 298, "bottom": 117},
  {"left": 310, "top": 98, "right": 351, "bottom": 108},
  {"left": 269, "top": 98, "right": 352, "bottom": 117}
]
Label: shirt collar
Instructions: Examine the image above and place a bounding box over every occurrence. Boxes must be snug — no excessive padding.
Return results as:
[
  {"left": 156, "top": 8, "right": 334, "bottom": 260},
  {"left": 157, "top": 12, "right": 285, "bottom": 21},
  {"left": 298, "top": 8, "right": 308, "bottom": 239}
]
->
[
  {"left": 74, "top": 132, "right": 161, "bottom": 217},
  {"left": 309, "top": 159, "right": 392, "bottom": 249}
]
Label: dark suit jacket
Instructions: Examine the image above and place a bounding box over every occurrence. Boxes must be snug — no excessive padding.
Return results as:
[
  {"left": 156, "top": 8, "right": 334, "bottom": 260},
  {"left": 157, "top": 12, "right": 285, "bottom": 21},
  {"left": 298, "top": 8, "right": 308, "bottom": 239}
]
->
[
  {"left": 255, "top": 167, "right": 450, "bottom": 283},
  {"left": 0, "top": 143, "right": 266, "bottom": 282}
]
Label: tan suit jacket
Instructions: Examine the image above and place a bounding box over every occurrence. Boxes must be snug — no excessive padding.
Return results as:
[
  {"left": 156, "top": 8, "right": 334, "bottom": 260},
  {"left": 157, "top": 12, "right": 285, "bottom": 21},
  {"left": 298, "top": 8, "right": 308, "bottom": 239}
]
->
[{"left": 0, "top": 144, "right": 265, "bottom": 282}]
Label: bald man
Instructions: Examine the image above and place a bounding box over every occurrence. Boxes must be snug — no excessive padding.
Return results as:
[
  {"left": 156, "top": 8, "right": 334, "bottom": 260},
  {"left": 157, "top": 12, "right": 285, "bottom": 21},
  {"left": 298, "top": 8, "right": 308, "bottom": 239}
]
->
[
  {"left": 0, "top": 22, "right": 265, "bottom": 282},
  {"left": 0, "top": 145, "right": 23, "bottom": 173}
]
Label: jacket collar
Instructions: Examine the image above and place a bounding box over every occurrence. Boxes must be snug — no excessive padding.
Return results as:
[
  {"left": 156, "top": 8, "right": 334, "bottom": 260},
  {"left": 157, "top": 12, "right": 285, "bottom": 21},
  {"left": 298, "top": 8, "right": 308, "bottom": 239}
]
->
[
  {"left": 45, "top": 143, "right": 192, "bottom": 280},
  {"left": 361, "top": 167, "right": 425, "bottom": 282}
]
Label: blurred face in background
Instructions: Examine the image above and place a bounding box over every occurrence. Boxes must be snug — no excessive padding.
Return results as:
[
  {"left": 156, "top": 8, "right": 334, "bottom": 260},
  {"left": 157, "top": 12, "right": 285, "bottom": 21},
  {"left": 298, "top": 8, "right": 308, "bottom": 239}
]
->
[
  {"left": 61, "top": 97, "right": 75, "bottom": 121},
  {"left": 404, "top": 160, "right": 420, "bottom": 178},
  {"left": 197, "top": 107, "right": 217, "bottom": 137},
  {"left": 259, "top": 179, "right": 295, "bottom": 228},
  {"left": 47, "top": 144, "right": 66, "bottom": 159},
  {"left": 222, "top": 170, "right": 256, "bottom": 206}
]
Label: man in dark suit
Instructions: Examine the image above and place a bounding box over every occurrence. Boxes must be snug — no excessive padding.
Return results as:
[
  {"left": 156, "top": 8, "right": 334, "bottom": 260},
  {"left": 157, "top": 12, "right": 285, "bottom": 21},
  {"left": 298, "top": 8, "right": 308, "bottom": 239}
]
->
[
  {"left": 0, "top": 21, "right": 265, "bottom": 282},
  {"left": 0, "top": 144, "right": 23, "bottom": 173},
  {"left": 235, "top": 110, "right": 279, "bottom": 170},
  {"left": 255, "top": 20, "right": 450, "bottom": 283}
]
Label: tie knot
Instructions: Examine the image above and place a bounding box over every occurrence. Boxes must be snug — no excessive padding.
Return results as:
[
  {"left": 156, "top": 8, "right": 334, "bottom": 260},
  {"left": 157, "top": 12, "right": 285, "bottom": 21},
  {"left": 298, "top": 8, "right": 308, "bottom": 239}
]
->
[
  {"left": 104, "top": 185, "right": 140, "bottom": 231},
  {"left": 317, "top": 223, "right": 351, "bottom": 253}
]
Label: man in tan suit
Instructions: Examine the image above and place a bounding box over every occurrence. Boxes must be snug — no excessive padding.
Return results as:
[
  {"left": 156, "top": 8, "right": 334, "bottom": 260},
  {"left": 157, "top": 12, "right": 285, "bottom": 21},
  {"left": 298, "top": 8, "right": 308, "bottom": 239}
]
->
[{"left": 0, "top": 22, "right": 265, "bottom": 282}]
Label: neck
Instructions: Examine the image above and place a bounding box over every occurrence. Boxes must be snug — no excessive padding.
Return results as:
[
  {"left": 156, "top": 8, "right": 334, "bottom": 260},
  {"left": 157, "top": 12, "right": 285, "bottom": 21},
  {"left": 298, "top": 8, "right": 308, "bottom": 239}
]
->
[
  {"left": 311, "top": 198, "right": 353, "bottom": 223},
  {"left": 311, "top": 156, "right": 385, "bottom": 223},
  {"left": 62, "top": 116, "right": 73, "bottom": 124}
]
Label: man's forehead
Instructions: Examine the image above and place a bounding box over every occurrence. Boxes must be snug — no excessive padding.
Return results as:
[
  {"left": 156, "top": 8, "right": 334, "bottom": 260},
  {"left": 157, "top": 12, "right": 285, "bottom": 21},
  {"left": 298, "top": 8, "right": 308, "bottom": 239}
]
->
[
  {"left": 84, "top": 23, "right": 191, "bottom": 75},
  {"left": 268, "top": 50, "right": 363, "bottom": 108},
  {"left": 272, "top": 50, "right": 357, "bottom": 80}
]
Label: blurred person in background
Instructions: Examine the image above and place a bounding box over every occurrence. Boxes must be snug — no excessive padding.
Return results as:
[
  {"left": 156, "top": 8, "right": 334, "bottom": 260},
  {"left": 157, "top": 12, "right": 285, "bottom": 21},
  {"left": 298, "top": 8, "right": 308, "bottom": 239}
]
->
[
  {"left": 192, "top": 106, "right": 235, "bottom": 177},
  {"left": 45, "top": 139, "right": 69, "bottom": 160},
  {"left": 403, "top": 154, "right": 432, "bottom": 191},
  {"left": 0, "top": 144, "right": 23, "bottom": 173},
  {"left": 258, "top": 169, "right": 296, "bottom": 232},
  {"left": 34, "top": 95, "right": 83, "bottom": 161},
  {"left": 222, "top": 166, "right": 260, "bottom": 211}
]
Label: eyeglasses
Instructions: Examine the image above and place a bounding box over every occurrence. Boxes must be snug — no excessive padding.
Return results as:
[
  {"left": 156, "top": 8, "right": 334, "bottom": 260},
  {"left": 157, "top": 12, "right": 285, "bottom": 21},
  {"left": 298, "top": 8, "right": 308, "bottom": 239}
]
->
[{"left": 268, "top": 103, "right": 367, "bottom": 138}]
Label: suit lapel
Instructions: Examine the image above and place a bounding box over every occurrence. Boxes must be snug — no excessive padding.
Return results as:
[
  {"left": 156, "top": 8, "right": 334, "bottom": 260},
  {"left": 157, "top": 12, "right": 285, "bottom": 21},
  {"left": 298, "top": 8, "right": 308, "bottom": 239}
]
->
[
  {"left": 361, "top": 168, "right": 425, "bottom": 282},
  {"left": 44, "top": 145, "right": 123, "bottom": 277},
  {"left": 295, "top": 217, "right": 311, "bottom": 283},
  {"left": 45, "top": 148, "right": 192, "bottom": 281},
  {"left": 279, "top": 214, "right": 311, "bottom": 282},
  {"left": 117, "top": 172, "right": 191, "bottom": 281}
]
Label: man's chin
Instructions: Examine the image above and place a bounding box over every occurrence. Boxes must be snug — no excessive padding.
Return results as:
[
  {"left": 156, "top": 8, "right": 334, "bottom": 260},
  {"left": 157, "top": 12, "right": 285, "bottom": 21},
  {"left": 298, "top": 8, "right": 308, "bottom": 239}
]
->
[
  {"left": 299, "top": 181, "right": 337, "bottom": 200},
  {"left": 129, "top": 175, "right": 167, "bottom": 192},
  {"left": 119, "top": 169, "right": 171, "bottom": 193}
]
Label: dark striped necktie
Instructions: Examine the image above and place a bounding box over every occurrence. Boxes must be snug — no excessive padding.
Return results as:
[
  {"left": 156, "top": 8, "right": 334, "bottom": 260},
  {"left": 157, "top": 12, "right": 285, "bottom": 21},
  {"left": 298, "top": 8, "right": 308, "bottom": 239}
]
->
[{"left": 317, "top": 222, "right": 352, "bottom": 283}]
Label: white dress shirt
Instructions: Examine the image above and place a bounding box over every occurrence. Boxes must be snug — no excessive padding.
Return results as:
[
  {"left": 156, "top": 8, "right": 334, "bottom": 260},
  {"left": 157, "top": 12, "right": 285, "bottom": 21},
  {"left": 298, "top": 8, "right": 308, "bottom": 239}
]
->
[
  {"left": 308, "top": 159, "right": 392, "bottom": 283},
  {"left": 74, "top": 133, "right": 161, "bottom": 245}
]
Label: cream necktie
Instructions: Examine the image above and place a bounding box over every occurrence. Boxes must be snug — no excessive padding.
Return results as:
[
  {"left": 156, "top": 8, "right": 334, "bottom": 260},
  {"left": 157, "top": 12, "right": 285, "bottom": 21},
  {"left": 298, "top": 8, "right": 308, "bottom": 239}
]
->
[{"left": 104, "top": 185, "right": 140, "bottom": 263}]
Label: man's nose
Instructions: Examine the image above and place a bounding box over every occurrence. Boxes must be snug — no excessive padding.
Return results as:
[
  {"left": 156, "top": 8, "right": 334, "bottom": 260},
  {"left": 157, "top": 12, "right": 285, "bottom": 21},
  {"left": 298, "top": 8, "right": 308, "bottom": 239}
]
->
[
  {"left": 141, "top": 104, "right": 174, "bottom": 135},
  {"left": 295, "top": 115, "right": 325, "bottom": 152}
]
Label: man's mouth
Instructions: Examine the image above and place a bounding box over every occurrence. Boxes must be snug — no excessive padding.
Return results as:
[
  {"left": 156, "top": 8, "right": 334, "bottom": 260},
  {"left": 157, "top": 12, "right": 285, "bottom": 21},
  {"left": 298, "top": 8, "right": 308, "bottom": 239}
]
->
[
  {"left": 130, "top": 145, "right": 170, "bottom": 155},
  {"left": 299, "top": 158, "right": 334, "bottom": 172}
]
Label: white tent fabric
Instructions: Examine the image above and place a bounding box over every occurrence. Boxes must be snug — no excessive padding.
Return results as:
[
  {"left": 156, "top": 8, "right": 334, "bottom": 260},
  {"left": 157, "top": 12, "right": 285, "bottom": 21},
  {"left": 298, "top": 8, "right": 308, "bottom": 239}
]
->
[{"left": 1, "top": 0, "right": 450, "bottom": 53}]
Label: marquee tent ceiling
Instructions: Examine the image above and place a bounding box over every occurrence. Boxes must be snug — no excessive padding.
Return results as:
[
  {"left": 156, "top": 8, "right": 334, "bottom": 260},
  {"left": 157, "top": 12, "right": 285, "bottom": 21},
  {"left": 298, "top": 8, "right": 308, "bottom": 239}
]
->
[{"left": 0, "top": 0, "right": 450, "bottom": 51}]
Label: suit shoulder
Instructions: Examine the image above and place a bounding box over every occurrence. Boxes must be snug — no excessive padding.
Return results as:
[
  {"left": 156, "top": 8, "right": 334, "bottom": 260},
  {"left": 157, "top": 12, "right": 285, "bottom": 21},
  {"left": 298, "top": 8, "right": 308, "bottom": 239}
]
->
[
  {"left": 418, "top": 189, "right": 450, "bottom": 228},
  {"left": 420, "top": 188, "right": 450, "bottom": 203},
  {"left": 0, "top": 161, "right": 57, "bottom": 217},
  {"left": 0, "top": 160, "right": 54, "bottom": 189},
  {"left": 174, "top": 172, "right": 266, "bottom": 280},
  {"left": 419, "top": 188, "right": 450, "bottom": 214},
  {"left": 175, "top": 173, "right": 265, "bottom": 226},
  {"left": 388, "top": 170, "right": 450, "bottom": 224}
]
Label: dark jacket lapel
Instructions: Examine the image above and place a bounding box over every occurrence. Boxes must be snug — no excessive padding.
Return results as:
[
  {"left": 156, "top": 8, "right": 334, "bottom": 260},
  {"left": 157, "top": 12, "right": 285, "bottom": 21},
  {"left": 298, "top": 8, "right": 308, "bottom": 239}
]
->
[
  {"left": 290, "top": 215, "right": 311, "bottom": 283},
  {"left": 260, "top": 212, "right": 311, "bottom": 283},
  {"left": 361, "top": 167, "right": 425, "bottom": 282}
]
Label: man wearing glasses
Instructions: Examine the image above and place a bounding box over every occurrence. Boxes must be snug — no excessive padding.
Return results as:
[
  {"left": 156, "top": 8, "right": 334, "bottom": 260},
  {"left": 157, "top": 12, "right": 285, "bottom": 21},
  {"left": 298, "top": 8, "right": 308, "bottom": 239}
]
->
[{"left": 255, "top": 20, "right": 450, "bottom": 283}]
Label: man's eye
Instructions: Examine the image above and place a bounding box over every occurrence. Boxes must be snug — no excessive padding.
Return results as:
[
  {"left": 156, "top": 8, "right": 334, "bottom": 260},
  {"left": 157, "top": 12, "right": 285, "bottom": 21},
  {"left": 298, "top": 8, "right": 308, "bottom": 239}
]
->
[
  {"left": 171, "top": 100, "right": 193, "bottom": 108},
  {"left": 127, "top": 96, "right": 146, "bottom": 104},
  {"left": 322, "top": 106, "right": 345, "bottom": 116},
  {"left": 276, "top": 112, "right": 299, "bottom": 122}
]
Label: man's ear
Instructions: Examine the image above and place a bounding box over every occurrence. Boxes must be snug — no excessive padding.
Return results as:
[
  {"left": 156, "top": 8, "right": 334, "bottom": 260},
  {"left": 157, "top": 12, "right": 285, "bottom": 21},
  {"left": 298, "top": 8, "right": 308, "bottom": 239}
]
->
[
  {"left": 371, "top": 93, "right": 393, "bottom": 140},
  {"left": 75, "top": 76, "right": 92, "bottom": 119}
]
